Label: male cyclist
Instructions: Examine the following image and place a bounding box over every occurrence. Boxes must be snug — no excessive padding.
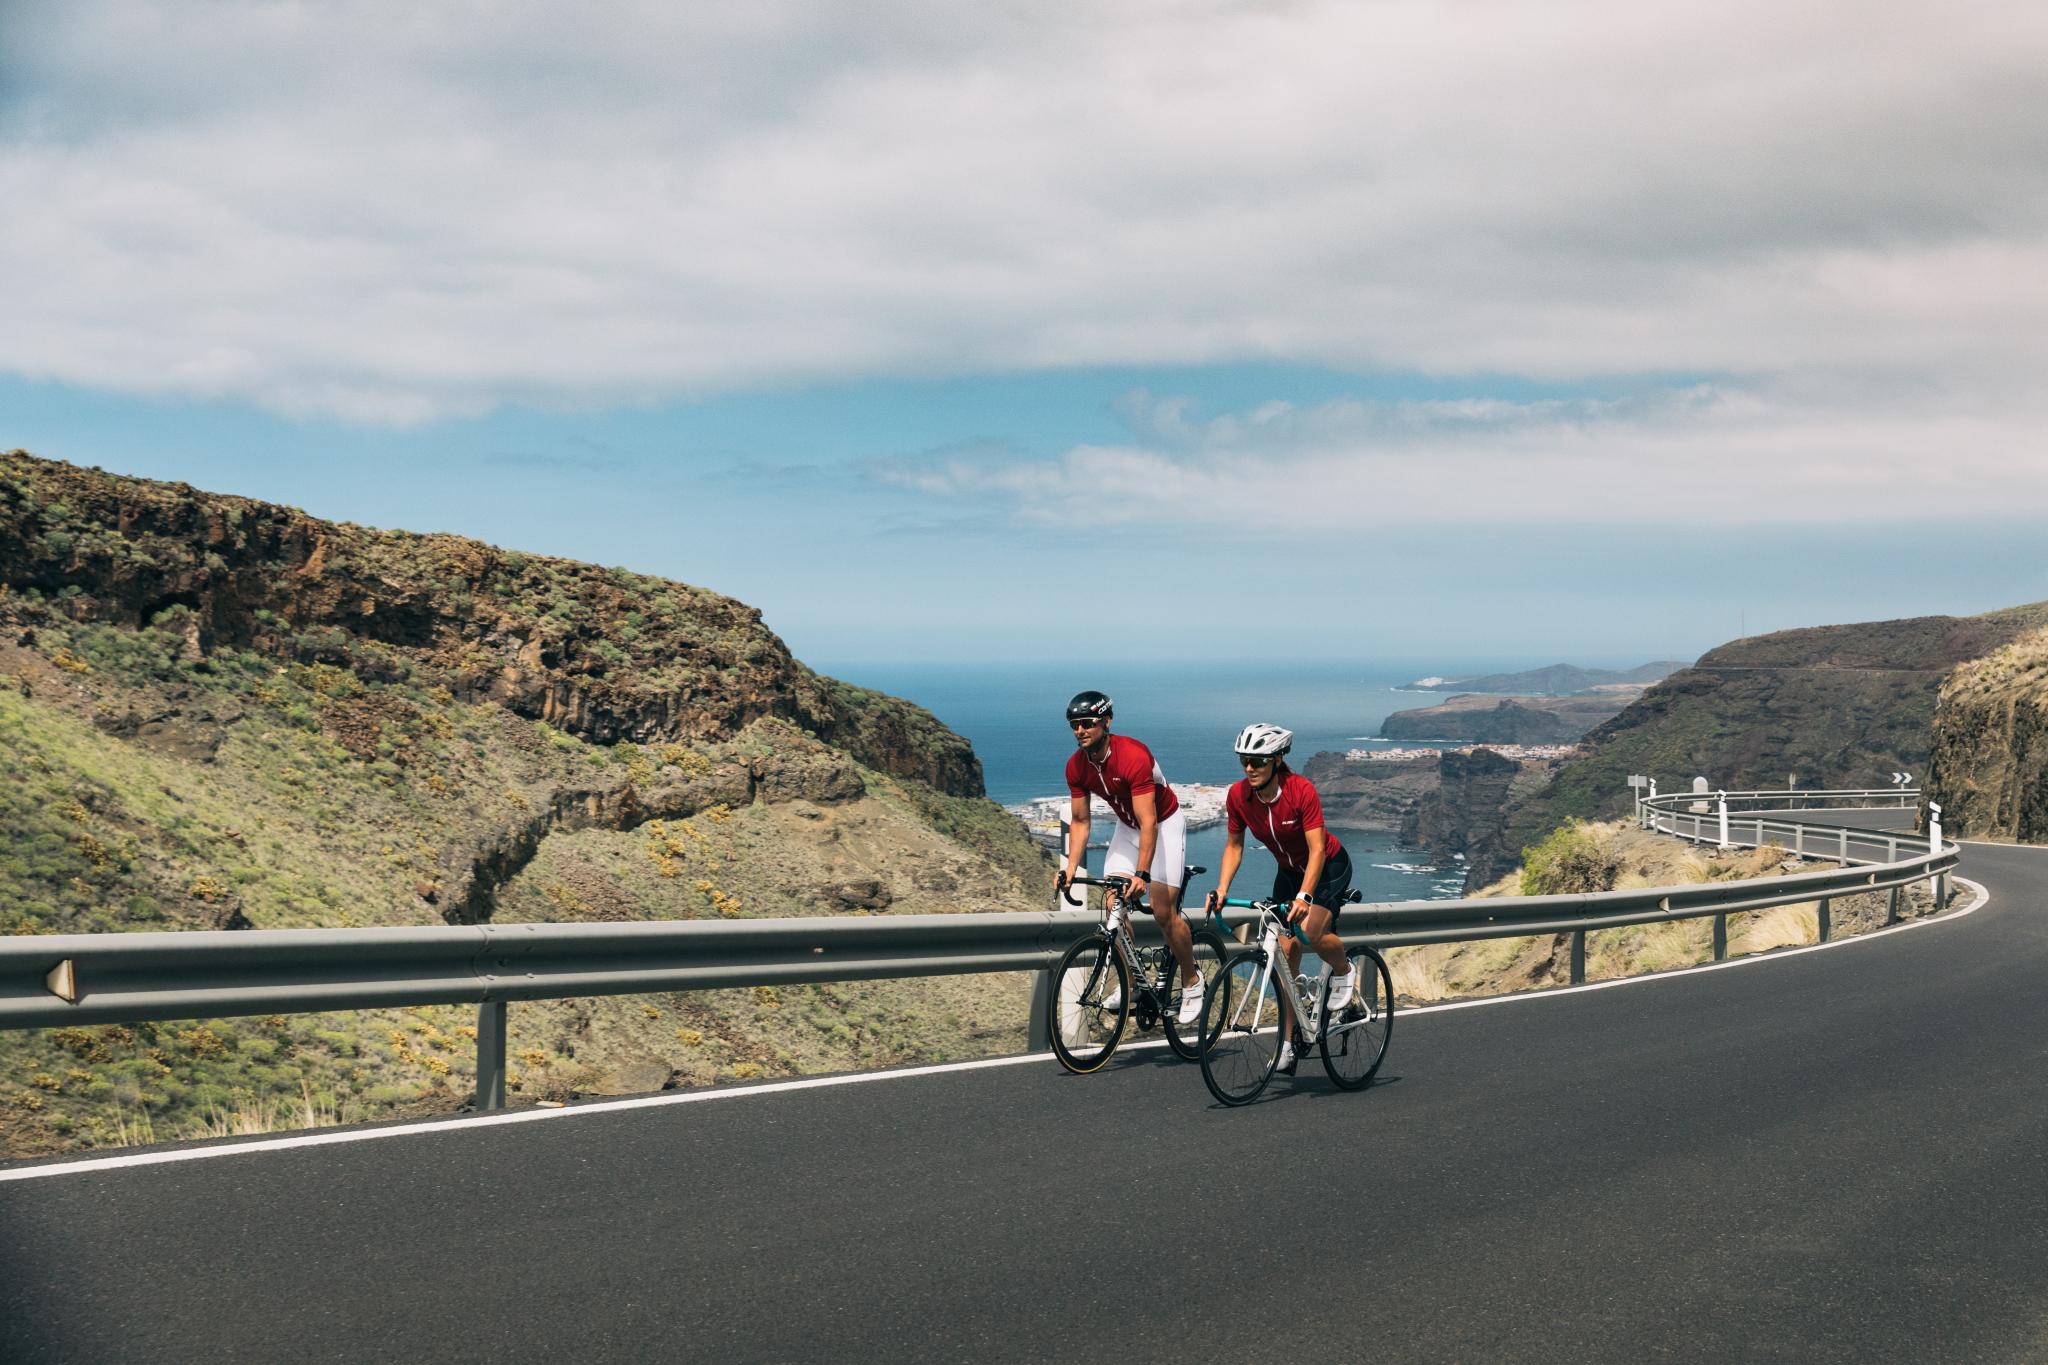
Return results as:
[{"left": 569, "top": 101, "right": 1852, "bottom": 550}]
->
[
  {"left": 1058, "top": 690, "right": 1202, "bottom": 1025},
  {"left": 1206, "top": 722, "right": 1354, "bottom": 1072}
]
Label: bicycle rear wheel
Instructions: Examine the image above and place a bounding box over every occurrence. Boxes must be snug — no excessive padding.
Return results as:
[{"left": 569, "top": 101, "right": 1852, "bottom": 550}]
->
[
  {"left": 1048, "top": 936, "right": 1131, "bottom": 1074},
  {"left": 1199, "top": 949, "right": 1284, "bottom": 1105},
  {"left": 1162, "top": 927, "right": 1228, "bottom": 1061},
  {"left": 1319, "top": 948, "right": 1393, "bottom": 1090}
]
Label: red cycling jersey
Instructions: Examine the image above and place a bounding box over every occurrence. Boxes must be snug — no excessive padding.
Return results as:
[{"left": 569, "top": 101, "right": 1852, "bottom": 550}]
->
[
  {"left": 1066, "top": 734, "right": 1179, "bottom": 828},
  {"left": 1226, "top": 772, "right": 1343, "bottom": 872}
]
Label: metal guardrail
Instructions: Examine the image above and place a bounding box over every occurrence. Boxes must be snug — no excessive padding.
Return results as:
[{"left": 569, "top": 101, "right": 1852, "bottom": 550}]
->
[{"left": 0, "top": 790, "right": 1956, "bottom": 1112}]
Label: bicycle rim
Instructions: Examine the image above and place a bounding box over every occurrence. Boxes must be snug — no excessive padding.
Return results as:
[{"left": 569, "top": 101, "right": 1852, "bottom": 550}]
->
[
  {"left": 1199, "top": 949, "right": 1283, "bottom": 1105},
  {"left": 1319, "top": 949, "right": 1393, "bottom": 1090},
  {"left": 1163, "top": 928, "right": 1228, "bottom": 1061},
  {"left": 1048, "top": 938, "right": 1130, "bottom": 1074}
]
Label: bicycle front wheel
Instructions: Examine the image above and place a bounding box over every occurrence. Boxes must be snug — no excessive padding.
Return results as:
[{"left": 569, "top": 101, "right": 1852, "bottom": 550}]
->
[
  {"left": 1162, "top": 927, "right": 1228, "bottom": 1062},
  {"left": 1199, "top": 948, "right": 1285, "bottom": 1105},
  {"left": 1319, "top": 948, "right": 1393, "bottom": 1090},
  {"left": 1048, "top": 936, "right": 1131, "bottom": 1074}
]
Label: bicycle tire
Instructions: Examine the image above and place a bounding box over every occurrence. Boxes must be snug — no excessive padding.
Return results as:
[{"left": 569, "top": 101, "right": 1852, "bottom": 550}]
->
[
  {"left": 1318, "top": 947, "right": 1393, "bottom": 1090},
  {"left": 1048, "top": 935, "right": 1131, "bottom": 1074},
  {"left": 1199, "top": 948, "right": 1284, "bottom": 1105},
  {"left": 1162, "top": 926, "right": 1229, "bottom": 1061}
]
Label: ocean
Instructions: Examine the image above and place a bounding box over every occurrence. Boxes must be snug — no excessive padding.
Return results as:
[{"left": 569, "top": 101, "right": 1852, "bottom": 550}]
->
[{"left": 823, "top": 659, "right": 1492, "bottom": 905}]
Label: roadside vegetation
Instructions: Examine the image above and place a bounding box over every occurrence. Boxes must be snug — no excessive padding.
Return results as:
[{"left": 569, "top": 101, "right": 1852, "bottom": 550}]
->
[{"left": 1386, "top": 819, "right": 1946, "bottom": 1004}]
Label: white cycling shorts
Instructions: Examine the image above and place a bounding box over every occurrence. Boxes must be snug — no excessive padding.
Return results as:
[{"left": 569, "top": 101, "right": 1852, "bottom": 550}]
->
[{"left": 1101, "top": 808, "right": 1187, "bottom": 890}]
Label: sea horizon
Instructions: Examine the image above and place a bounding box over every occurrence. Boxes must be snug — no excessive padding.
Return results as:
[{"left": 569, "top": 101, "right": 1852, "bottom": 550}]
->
[{"left": 821, "top": 656, "right": 1587, "bottom": 903}]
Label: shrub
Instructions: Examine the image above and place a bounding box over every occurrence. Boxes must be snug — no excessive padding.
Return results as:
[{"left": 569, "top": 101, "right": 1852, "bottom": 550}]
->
[{"left": 1520, "top": 820, "right": 1621, "bottom": 897}]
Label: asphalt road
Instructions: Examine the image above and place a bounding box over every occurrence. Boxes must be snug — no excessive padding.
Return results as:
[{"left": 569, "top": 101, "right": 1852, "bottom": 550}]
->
[{"left": 4, "top": 809, "right": 2045, "bottom": 1363}]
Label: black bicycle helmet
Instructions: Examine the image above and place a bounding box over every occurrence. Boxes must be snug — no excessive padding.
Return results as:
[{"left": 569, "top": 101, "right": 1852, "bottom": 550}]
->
[{"left": 1065, "top": 690, "right": 1114, "bottom": 722}]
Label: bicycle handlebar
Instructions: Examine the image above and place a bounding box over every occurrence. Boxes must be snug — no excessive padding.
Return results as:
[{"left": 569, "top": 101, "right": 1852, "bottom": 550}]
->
[
  {"left": 1057, "top": 867, "right": 1211, "bottom": 912},
  {"left": 1209, "top": 898, "right": 1310, "bottom": 945},
  {"left": 1207, "top": 888, "right": 1361, "bottom": 943}
]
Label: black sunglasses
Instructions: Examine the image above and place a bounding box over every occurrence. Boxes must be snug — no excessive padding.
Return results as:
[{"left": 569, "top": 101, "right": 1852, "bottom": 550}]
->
[
  {"left": 1239, "top": 754, "right": 1274, "bottom": 767},
  {"left": 1070, "top": 718, "right": 1104, "bottom": 730}
]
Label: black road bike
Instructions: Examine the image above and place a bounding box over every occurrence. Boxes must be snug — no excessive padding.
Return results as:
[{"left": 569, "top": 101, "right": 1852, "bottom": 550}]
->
[{"left": 1046, "top": 869, "right": 1229, "bottom": 1073}]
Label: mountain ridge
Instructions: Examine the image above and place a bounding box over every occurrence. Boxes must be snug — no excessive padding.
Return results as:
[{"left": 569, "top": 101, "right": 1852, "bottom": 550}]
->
[{"left": 1422, "top": 607, "right": 2048, "bottom": 888}]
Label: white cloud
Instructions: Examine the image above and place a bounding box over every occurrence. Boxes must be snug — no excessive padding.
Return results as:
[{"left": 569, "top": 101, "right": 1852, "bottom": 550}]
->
[
  {"left": 882, "top": 381, "right": 2048, "bottom": 525},
  {"left": 2, "top": 0, "right": 2045, "bottom": 435}
]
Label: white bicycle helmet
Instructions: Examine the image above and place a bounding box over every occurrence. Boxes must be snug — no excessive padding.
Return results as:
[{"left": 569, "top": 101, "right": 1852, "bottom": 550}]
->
[{"left": 1233, "top": 722, "right": 1293, "bottom": 757}]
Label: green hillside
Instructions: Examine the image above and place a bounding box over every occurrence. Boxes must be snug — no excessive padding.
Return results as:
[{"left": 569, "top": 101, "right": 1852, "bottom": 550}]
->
[{"left": 0, "top": 451, "right": 1052, "bottom": 1156}]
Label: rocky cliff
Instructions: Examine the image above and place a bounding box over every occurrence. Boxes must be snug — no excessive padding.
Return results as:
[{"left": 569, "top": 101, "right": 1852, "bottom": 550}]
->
[
  {"left": 1300, "top": 751, "right": 1440, "bottom": 829},
  {"left": 0, "top": 451, "right": 980, "bottom": 797},
  {"left": 1460, "top": 605, "right": 2048, "bottom": 889},
  {"left": 1924, "top": 626, "right": 2048, "bottom": 840},
  {"left": 1401, "top": 748, "right": 1558, "bottom": 865}
]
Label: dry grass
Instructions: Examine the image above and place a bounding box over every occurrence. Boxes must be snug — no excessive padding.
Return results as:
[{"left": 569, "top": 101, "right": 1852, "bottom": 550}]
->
[
  {"left": 185, "top": 1080, "right": 362, "bottom": 1140},
  {"left": 1384, "top": 821, "right": 1915, "bottom": 1004}
]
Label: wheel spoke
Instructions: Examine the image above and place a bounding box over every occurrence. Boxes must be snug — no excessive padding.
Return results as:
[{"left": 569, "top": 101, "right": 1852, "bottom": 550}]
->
[{"left": 1319, "top": 949, "right": 1393, "bottom": 1090}]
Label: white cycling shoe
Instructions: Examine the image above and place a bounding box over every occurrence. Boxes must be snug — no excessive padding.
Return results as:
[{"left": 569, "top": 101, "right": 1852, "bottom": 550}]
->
[
  {"left": 1327, "top": 966, "right": 1356, "bottom": 1013},
  {"left": 1276, "top": 1041, "right": 1297, "bottom": 1074},
  {"left": 1176, "top": 980, "right": 1204, "bottom": 1026},
  {"left": 1098, "top": 988, "right": 1124, "bottom": 1013}
]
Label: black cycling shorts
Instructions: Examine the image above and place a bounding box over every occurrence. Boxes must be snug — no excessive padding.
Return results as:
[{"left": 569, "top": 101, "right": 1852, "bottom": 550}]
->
[{"left": 1271, "top": 845, "right": 1353, "bottom": 921}]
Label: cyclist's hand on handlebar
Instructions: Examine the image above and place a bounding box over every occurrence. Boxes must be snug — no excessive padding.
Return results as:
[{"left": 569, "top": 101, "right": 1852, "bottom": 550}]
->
[
  {"left": 1287, "top": 894, "right": 1314, "bottom": 924},
  {"left": 1204, "top": 889, "right": 1221, "bottom": 914}
]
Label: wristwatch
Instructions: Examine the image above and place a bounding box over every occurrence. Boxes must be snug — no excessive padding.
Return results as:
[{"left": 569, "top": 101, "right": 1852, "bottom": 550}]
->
[{"left": 1134, "top": 870, "right": 1150, "bottom": 884}]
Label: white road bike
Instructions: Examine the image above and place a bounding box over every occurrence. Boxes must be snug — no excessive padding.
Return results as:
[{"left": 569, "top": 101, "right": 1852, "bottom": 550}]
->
[{"left": 1198, "top": 892, "right": 1393, "bottom": 1106}]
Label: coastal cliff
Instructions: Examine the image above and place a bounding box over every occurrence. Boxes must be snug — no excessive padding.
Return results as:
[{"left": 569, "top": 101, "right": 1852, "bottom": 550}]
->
[
  {"left": 0, "top": 450, "right": 1053, "bottom": 1156},
  {"left": 1401, "top": 748, "right": 1558, "bottom": 865},
  {"left": 1924, "top": 625, "right": 2048, "bottom": 840},
  {"left": 1300, "top": 751, "right": 1440, "bottom": 829}
]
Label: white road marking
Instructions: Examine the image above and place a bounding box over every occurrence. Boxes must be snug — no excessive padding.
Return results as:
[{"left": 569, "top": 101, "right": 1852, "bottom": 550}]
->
[{"left": 0, "top": 875, "right": 1995, "bottom": 1185}]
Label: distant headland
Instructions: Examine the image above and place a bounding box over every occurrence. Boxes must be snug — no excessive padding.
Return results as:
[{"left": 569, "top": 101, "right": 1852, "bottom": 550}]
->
[{"left": 1404, "top": 661, "right": 1687, "bottom": 696}]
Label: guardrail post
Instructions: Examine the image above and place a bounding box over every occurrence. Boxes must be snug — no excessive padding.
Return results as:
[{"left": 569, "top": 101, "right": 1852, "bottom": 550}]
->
[
  {"left": 475, "top": 1000, "right": 507, "bottom": 1112},
  {"left": 1886, "top": 885, "right": 1902, "bottom": 925},
  {"left": 1887, "top": 837, "right": 1898, "bottom": 863},
  {"left": 1028, "top": 968, "right": 1054, "bottom": 1052},
  {"left": 1795, "top": 824, "right": 1804, "bottom": 857},
  {"left": 1816, "top": 896, "right": 1831, "bottom": 942},
  {"left": 1933, "top": 874, "right": 1948, "bottom": 909},
  {"left": 1718, "top": 791, "right": 1731, "bottom": 849},
  {"left": 1839, "top": 828, "right": 1849, "bottom": 864},
  {"left": 1753, "top": 817, "right": 1764, "bottom": 847},
  {"left": 1570, "top": 930, "right": 1586, "bottom": 984},
  {"left": 1712, "top": 913, "right": 1727, "bottom": 961}
]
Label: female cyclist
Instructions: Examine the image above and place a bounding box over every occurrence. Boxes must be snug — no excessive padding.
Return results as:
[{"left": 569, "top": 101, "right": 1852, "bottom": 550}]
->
[{"left": 1205, "top": 722, "right": 1354, "bottom": 1072}]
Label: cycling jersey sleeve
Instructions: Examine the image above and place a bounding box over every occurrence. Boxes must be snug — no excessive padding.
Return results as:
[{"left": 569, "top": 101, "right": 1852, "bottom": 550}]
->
[
  {"left": 1225, "top": 781, "right": 1248, "bottom": 836},
  {"left": 1064, "top": 752, "right": 1088, "bottom": 800},
  {"left": 1115, "top": 737, "right": 1157, "bottom": 799},
  {"left": 1296, "top": 776, "right": 1327, "bottom": 832}
]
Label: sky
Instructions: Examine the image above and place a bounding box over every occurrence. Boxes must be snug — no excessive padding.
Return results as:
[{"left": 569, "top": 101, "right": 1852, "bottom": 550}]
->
[{"left": 3, "top": 1, "right": 2045, "bottom": 667}]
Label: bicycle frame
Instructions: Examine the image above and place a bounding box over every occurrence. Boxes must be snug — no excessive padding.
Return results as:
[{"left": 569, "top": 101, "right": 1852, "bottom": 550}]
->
[
  {"left": 1061, "top": 874, "right": 1200, "bottom": 1016},
  {"left": 1213, "top": 903, "right": 1372, "bottom": 1050}
]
